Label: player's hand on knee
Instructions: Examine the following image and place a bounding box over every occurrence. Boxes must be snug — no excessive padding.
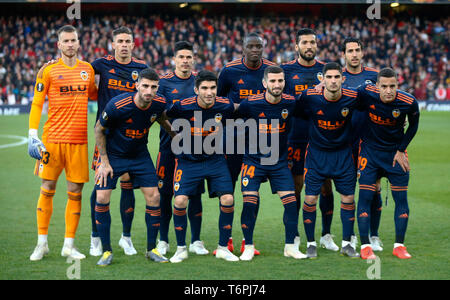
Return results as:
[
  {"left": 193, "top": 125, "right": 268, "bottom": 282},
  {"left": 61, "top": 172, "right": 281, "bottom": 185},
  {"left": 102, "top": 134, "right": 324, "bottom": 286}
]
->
[
  {"left": 393, "top": 151, "right": 410, "bottom": 172},
  {"left": 95, "top": 163, "right": 113, "bottom": 188},
  {"left": 28, "top": 129, "right": 46, "bottom": 160}
]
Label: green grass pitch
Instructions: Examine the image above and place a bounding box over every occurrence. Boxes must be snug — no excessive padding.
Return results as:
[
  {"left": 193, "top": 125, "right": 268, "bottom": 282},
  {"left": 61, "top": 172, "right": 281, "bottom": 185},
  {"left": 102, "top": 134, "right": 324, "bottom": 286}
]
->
[{"left": 0, "top": 111, "right": 449, "bottom": 280}]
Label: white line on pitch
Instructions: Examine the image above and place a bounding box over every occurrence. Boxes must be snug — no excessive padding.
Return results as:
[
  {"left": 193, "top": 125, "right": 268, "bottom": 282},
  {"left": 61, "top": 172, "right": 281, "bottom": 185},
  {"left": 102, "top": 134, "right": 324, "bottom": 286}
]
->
[{"left": 0, "top": 135, "right": 28, "bottom": 149}]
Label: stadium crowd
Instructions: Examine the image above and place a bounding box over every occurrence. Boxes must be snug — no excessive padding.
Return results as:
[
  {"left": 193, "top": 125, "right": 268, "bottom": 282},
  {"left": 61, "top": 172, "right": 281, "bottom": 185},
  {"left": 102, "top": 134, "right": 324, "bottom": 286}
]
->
[{"left": 0, "top": 14, "right": 449, "bottom": 105}]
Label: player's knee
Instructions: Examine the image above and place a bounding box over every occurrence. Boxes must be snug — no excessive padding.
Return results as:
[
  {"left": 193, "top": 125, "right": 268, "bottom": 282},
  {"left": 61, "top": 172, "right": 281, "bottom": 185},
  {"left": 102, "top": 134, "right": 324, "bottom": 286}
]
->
[
  {"left": 41, "top": 179, "right": 57, "bottom": 192},
  {"left": 174, "top": 195, "right": 188, "bottom": 208},
  {"left": 341, "top": 194, "right": 354, "bottom": 203},
  {"left": 120, "top": 173, "right": 131, "bottom": 182},
  {"left": 96, "top": 190, "right": 111, "bottom": 204},
  {"left": 144, "top": 188, "right": 160, "bottom": 206},
  {"left": 304, "top": 195, "right": 318, "bottom": 205},
  {"left": 220, "top": 194, "right": 234, "bottom": 206}
]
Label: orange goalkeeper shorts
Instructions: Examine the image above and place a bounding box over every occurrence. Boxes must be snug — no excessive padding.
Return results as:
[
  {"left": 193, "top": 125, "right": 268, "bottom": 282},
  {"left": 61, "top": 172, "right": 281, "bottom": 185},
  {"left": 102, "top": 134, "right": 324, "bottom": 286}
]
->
[{"left": 34, "top": 142, "right": 89, "bottom": 183}]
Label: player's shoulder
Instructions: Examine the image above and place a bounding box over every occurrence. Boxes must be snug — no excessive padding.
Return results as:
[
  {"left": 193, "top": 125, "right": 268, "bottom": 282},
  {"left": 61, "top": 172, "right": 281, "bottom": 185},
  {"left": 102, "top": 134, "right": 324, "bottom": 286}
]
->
[
  {"left": 160, "top": 71, "right": 175, "bottom": 81},
  {"left": 152, "top": 95, "right": 167, "bottom": 105},
  {"left": 110, "top": 92, "right": 135, "bottom": 109},
  {"left": 281, "top": 59, "right": 297, "bottom": 67},
  {"left": 224, "top": 58, "right": 243, "bottom": 69},
  {"left": 93, "top": 55, "right": 115, "bottom": 65},
  {"left": 36, "top": 60, "right": 59, "bottom": 79},
  {"left": 315, "top": 59, "right": 326, "bottom": 66},
  {"left": 131, "top": 57, "right": 148, "bottom": 67},
  {"left": 180, "top": 96, "right": 197, "bottom": 106},
  {"left": 363, "top": 66, "right": 379, "bottom": 74},
  {"left": 262, "top": 59, "right": 276, "bottom": 66},
  {"left": 216, "top": 96, "right": 231, "bottom": 104},
  {"left": 282, "top": 93, "right": 296, "bottom": 101},
  {"left": 78, "top": 60, "right": 95, "bottom": 71},
  {"left": 363, "top": 83, "right": 380, "bottom": 95},
  {"left": 342, "top": 87, "right": 358, "bottom": 98},
  {"left": 248, "top": 93, "right": 265, "bottom": 102},
  {"left": 396, "top": 90, "right": 416, "bottom": 105},
  {"left": 306, "top": 88, "right": 323, "bottom": 96}
]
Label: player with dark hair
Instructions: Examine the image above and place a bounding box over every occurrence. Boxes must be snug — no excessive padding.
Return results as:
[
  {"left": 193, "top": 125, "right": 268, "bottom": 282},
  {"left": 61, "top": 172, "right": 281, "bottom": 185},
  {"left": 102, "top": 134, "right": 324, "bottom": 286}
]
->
[
  {"left": 340, "top": 37, "right": 383, "bottom": 252},
  {"left": 236, "top": 66, "right": 307, "bottom": 261},
  {"left": 94, "top": 68, "right": 172, "bottom": 266},
  {"left": 155, "top": 41, "right": 208, "bottom": 257},
  {"left": 281, "top": 28, "right": 338, "bottom": 251},
  {"left": 166, "top": 70, "right": 238, "bottom": 263},
  {"left": 217, "top": 32, "right": 275, "bottom": 255},
  {"left": 29, "top": 25, "right": 98, "bottom": 261},
  {"left": 356, "top": 68, "right": 419, "bottom": 260},
  {"left": 295, "top": 62, "right": 362, "bottom": 259},
  {"left": 88, "top": 26, "right": 149, "bottom": 257}
]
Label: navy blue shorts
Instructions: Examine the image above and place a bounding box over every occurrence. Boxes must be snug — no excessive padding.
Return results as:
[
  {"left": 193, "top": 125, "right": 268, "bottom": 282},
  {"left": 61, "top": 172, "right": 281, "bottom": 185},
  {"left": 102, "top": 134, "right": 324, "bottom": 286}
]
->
[
  {"left": 225, "top": 153, "right": 244, "bottom": 186},
  {"left": 156, "top": 149, "right": 205, "bottom": 195},
  {"left": 173, "top": 156, "right": 233, "bottom": 198},
  {"left": 358, "top": 142, "right": 409, "bottom": 187},
  {"left": 96, "top": 152, "right": 158, "bottom": 190},
  {"left": 304, "top": 144, "right": 356, "bottom": 196},
  {"left": 241, "top": 159, "right": 295, "bottom": 194},
  {"left": 287, "top": 142, "right": 307, "bottom": 176}
]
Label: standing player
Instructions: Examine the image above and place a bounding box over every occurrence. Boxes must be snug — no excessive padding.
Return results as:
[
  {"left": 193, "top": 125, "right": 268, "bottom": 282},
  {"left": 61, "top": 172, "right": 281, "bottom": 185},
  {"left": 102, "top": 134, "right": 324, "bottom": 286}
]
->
[
  {"left": 94, "top": 68, "right": 170, "bottom": 266},
  {"left": 356, "top": 68, "right": 419, "bottom": 260},
  {"left": 89, "top": 26, "right": 148, "bottom": 256},
  {"left": 28, "top": 25, "right": 97, "bottom": 261},
  {"left": 281, "top": 28, "right": 338, "bottom": 251},
  {"left": 341, "top": 37, "right": 383, "bottom": 251},
  {"left": 155, "top": 41, "right": 207, "bottom": 256},
  {"left": 295, "top": 62, "right": 362, "bottom": 258},
  {"left": 166, "top": 71, "right": 238, "bottom": 263},
  {"left": 236, "top": 66, "right": 307, "bottom": 261},
  {"left": 217, "top": 32, "right": 275, "bottom": 255}
]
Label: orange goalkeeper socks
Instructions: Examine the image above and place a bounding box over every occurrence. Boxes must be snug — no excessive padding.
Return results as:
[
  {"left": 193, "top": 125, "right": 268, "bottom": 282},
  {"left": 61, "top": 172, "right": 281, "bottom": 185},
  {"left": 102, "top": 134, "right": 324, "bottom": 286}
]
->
[
  {"left": 37, "top": 187, "right": 55, "bottom": 235},
  {"left": 65, "top": 191, "right": 82, "bottom": 238}
]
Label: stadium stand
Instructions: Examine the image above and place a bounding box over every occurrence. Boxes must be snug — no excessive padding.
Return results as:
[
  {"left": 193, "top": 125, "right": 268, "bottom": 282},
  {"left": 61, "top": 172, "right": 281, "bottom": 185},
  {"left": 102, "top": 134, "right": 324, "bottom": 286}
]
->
[{"left": 0, "top": 8, "right": 448, "bottom": 105}]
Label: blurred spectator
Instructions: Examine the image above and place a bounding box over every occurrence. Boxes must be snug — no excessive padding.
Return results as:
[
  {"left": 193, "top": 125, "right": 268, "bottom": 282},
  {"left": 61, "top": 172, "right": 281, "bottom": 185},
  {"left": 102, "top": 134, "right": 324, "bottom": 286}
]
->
[
  {"left": 435, "top": 83, "right": 447, "bottom": 101},
  {"left": 0, "top": 13, "right": 448, "bottom": 105}
]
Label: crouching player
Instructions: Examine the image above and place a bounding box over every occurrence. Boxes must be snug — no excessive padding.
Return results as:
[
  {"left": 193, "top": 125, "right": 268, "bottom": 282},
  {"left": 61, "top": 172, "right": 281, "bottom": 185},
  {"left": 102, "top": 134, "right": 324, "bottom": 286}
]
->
[
  {"left": 166, "top": 70, "right": 238, "bottom": 263},
  {"left": 94, "top": 68, "right": 172, "bottom": 266},
  {"left": 356, "top": 68, "right": 419, "bottom": 260}
]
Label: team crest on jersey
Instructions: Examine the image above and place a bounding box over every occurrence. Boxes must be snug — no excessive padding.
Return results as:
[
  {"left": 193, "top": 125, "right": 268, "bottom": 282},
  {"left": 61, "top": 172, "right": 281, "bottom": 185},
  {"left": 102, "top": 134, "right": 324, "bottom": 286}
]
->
[
  {"left": 242, "top": 177, "right": 249, "bottom": 187},
  {"left": 215, "top": 113, "right": 222, "bottom": 123},
  {"left": 392, "top": 109, "right": 401, "bottom": 118},
  {"left": 131, "top": 71, "right": 139, "bottom": 81},
  {"left": 317, "top": 72, "right": 323, "bottom": 82},
  {"left": 80, "top": 70, "right": 88, "bottom": 81},
  {"left": 158, "top": 180, "right": 164, "bottom": 189},
  {"left": 102, "top": 111, "right": 108, "bottom": 120},
  {"left": 150, "top": 114, "right": 158, "bottom": 123},
  {"left": 341, "top": 107, "right": 349, "bottom": 117},
  {"left": 174, "top": 182, "right": 180, "bottom": 192},
  {"left": 281, "top": 109, "right": 289, "bottom": 119}
]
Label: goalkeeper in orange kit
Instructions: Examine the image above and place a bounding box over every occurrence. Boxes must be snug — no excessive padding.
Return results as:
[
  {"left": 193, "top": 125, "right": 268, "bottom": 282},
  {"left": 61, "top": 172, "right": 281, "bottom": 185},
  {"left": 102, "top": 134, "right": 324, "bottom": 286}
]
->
[{"left": 28, "top": 25, "right": 98, "bottom": 261}]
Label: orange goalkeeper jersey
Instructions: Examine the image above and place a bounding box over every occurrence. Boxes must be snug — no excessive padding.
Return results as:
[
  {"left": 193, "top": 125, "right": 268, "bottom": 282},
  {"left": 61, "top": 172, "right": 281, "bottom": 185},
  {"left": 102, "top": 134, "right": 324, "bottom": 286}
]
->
[{"left": 30, "top": 58, "right": 98, "bottom": 144}]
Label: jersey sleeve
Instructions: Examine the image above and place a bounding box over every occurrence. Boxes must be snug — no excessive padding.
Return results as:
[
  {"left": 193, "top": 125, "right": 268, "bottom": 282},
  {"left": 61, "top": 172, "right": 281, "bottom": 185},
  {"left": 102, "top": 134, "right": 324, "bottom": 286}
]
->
[
  {"left": 217, "top": 68, "right": 231, "bottom": 97},
  {"left": 293, "top": 92, "right": 309, "bottom": 119},
  {"left": 99, "top": 100, "right": 118, "bottom": 128},
  {"left": 398, "top": 100, "right": 420, "bottom": 152},
  {"left": 165, "top": 100, "right": 182, "bottom": 119},
  {"left": 157, "top": 78, "right": 167, "bottom": 98},
  {"left": 90, "top": 58, "right": 102, "bottom": 74},
  {"left": 88, "top": 65, "right": 98, "bottom": 100},
  {"left": 29, "top": 65, "right": 51, "bottom": 130},
  {"left": 355, "top": 85, "right": 370, "bottom": 111},
  {"left": 235, "top": 98, "right": 250, "bottom": 118}
]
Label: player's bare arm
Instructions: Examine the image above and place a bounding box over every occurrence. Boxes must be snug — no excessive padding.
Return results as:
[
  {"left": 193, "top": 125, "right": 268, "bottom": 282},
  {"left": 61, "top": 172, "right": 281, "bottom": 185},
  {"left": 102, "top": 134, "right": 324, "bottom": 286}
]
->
[{"left": 94, "top": 120, "right": 114, "bottom": 187}]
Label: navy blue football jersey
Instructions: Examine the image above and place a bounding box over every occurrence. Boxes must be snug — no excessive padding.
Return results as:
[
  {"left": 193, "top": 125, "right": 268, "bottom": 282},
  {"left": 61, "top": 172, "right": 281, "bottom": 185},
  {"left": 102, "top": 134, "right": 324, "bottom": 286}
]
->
[
  {"left": 99, "top": 92, "right": 166, "bottom": 158},
  {"left": 91, "top": 55, "right": 148, "bottom": 122},
  {"left": 294, "top": 88, "right": 362, "bottom": 151},
  {"left": 281, "top": 59, "right": 326, "bottom": 144},
  {"left": 157, "top": 71, "right": 196, "bottom": 151},
  {"left": 166, "top": 96, "right": 235, "bottom": 162},
  {"left": 237, "top": 93, "right": 296, "bottom": 167},
  {"left": 342, "top": 66, "right": 379, "bottom": 144},
  {"left": 357, "top": 84, "right": 420, "bottom": 152},
  {"left": 217, "top": 58, "right": 276, "bottom": 104}
]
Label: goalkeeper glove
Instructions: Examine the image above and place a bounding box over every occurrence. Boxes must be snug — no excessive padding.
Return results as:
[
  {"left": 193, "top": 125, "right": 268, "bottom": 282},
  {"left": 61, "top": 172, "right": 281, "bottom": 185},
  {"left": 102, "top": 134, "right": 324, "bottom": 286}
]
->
[{"left": 28, "top": 129, "right": 46, "bottom": 160}]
